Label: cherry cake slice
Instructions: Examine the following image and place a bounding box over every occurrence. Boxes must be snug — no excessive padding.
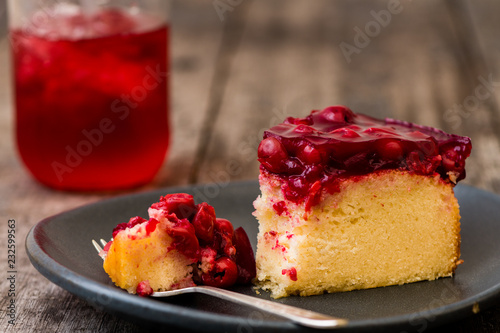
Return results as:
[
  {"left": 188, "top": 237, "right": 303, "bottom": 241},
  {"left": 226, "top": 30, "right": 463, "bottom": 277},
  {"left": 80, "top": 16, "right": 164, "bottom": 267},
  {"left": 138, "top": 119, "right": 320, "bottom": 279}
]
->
[{"left": 254, "top": 106, "right": 471, "bottom": 298}]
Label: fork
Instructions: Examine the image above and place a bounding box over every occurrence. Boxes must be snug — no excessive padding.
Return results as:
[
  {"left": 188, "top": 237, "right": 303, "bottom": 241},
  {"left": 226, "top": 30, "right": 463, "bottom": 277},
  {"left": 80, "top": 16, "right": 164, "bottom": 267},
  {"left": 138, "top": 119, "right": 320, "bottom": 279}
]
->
[{"left": 92, "top": 239, "right": 348, "bottom": 329}]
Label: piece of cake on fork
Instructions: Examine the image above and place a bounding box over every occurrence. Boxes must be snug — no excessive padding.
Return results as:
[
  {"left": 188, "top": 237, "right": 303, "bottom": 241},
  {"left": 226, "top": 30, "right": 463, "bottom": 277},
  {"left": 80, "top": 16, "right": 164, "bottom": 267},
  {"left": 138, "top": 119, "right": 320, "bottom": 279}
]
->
[
  {"left": 253, "top": 106, "right": 471, "bottom": 298},
  {"left": 102, "top": 193, "right": 256, "bottom": 296}
]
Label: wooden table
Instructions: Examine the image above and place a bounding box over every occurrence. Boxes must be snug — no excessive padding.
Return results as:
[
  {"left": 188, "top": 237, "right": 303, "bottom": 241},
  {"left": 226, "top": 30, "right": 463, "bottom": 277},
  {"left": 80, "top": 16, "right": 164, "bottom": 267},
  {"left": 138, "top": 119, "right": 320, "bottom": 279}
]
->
[{"left": 1, "top": 0, "right": 500, "bottom": 332}]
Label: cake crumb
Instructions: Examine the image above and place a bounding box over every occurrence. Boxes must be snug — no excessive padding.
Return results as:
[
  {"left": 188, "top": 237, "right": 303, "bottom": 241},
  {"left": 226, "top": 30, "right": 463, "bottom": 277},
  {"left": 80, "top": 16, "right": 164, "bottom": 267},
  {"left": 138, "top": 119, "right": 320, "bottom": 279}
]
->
[{"left": 472, "top": 302, "right": 480, "bottom": 314}]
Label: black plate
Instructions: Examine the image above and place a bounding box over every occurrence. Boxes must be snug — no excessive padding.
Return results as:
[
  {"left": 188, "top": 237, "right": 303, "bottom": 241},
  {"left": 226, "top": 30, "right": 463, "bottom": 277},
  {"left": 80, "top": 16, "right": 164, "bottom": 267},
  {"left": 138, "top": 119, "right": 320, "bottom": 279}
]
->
[{"left": 26, "top": 180, "right": 500, "bottom": 332}]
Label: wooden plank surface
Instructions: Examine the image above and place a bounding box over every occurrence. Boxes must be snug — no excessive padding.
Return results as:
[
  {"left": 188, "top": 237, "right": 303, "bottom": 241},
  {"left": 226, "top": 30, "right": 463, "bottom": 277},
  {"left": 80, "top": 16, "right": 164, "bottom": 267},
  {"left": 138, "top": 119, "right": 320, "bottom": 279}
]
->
[{"left": 1, "top": 0, "right": 500, "bottom": 332}]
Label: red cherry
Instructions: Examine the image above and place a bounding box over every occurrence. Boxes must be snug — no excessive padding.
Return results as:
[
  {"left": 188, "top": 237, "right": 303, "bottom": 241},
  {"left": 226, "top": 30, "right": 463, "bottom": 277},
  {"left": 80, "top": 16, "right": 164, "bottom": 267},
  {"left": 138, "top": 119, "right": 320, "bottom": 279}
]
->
[
  {"left": 136, "top": 280, "right": 153, "bottom": 297},
  {"left": 441, "top": 147, "right": 459, "bottom": 171},
  {"left": 283, "top": 159, "right": 304, "bottom": 175},
  {"left": 318, "top": 106, "right": 354, "bottom": 123},
  {"left": 151, "top": 193, "right": 196, "bottom": 220},
  {"left": 232, "top": 227, "right": 256, "bottom": 284},
  {"left": 257, "top": 137, "right": 288, "bottom": 173},
  {"left": 201, "top": 257, "right": 238, "bottom": 288},
  {"left": 297, "top": 144, "right": 323, "bottom": 165},
  {"left": 215, "top": 218, "right": 234, "bottom": 238},
  {"left": 377, "top": 139, "right": 403, "bottom": 160},
  {"left": 166, "top": 219, "right": 200, "bottom": 262},
  {"left": 442, "top": 157, "right": 457, "bottom": 172},
  {"left": 214, "top": 218, "right": 236, "bottom": 257},
  {"left": 192, "top": 203, "right": 215, "bottom": 243},
  {"left": 145, "top": 218, "right": 159, "bottom": 235}
]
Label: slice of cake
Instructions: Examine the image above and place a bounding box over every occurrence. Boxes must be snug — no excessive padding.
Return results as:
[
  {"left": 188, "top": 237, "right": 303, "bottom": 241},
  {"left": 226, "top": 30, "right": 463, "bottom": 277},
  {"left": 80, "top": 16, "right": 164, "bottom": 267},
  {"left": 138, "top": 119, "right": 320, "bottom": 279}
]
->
[
  {"left": 254, "top": 106, "right": 471, "bottom": 298},
  {"left": 102, "top": 193, "right": 256, "bottom": 296}
]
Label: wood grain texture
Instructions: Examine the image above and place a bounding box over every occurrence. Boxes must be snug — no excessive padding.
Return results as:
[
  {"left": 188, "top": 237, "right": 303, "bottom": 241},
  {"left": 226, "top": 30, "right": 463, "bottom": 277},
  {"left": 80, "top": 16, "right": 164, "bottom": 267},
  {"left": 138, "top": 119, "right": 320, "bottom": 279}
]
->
[{"left": 1, "top": 0, "right": 500, "bottom": 332}]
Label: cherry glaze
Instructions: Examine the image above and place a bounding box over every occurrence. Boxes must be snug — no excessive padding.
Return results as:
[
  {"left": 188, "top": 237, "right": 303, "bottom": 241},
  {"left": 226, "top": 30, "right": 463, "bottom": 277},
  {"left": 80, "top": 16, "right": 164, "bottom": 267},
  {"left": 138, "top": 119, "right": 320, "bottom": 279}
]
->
[{"left": 258, "top": 106, "right": 472, "bottom": 208}]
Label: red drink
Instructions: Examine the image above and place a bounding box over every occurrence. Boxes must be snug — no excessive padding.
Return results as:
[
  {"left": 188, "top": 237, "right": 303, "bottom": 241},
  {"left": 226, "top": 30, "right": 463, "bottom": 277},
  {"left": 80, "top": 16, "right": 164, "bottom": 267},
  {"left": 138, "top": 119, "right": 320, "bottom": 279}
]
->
[{"left": 11, "top": 9, "right": 169, "bottom": 190}]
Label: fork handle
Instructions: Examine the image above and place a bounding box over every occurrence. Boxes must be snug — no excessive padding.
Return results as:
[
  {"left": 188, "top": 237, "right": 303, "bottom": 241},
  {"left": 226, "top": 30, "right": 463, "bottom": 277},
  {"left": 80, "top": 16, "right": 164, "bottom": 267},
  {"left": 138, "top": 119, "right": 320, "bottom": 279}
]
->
[{"left": 161, "top": 286, "right": 349, "bottom": 329}]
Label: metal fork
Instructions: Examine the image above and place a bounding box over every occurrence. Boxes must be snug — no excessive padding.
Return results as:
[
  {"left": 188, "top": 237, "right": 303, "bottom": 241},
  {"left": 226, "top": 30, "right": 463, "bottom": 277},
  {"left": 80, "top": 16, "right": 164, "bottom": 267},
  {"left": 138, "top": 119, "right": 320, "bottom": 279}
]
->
[{"left": 92, "top": 239, "right": 348, "bottom": 329}]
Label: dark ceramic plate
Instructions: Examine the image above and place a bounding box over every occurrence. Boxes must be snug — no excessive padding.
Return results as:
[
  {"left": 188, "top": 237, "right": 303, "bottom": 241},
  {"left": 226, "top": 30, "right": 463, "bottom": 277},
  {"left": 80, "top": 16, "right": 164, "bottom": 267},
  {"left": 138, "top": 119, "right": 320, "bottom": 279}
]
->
[{"left": 27, "top": 180, "right": 500, "bottom": 332}]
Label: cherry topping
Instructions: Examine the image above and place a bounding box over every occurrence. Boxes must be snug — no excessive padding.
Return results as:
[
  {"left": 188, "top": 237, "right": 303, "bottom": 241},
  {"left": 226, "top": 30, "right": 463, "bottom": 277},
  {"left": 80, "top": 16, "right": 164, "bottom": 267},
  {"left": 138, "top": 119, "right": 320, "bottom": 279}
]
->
[
  {"left": 331, "top": 127, "right": 361, "bottom": 138},
  {"left": 319, "top": 105, "right": 354, "bottom": 123},
  {"left": 214, "top": 218, "right": 236, "bottom": 258},
  {"left": 259, "top": 106, "right": 472, "bottom": 209},
  {"left": 166, "top": 218, "right": 200, "bottom": 262},
  {"left": 376, "top": 139, "right": 404, "bottom": 160},
  {"left": 151, "top": 193, "right": 196, "bottom": 220},
  {"left": 297, "top": 144, "right": 323, "bottom": 165},
  {"left": 201, "top": 257, "right": 238, "bottom": 288},
  {"left": 232, "top": 227, "right": 257, "bottom": 284},
  {"left": 192, "top": 203, "right": 216, "bottom": 243},
  {"left": 258, "top": 137, "right": 288, "bottom": 173}
]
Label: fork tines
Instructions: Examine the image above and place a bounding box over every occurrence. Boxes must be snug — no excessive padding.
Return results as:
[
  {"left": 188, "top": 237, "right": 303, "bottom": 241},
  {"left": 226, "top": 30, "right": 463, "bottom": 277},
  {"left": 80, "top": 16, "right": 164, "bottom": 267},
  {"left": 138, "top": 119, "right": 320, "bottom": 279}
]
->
[{"left": 92, "top": 239, "right": 108, "bottom": 260}]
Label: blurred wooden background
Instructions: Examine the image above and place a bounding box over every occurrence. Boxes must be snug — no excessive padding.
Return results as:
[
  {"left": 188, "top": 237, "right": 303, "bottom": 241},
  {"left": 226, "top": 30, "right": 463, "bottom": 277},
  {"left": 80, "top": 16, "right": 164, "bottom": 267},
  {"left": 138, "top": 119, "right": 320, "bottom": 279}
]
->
[{"left": 1, "top": 0, "right": 500, "bottom": 332}]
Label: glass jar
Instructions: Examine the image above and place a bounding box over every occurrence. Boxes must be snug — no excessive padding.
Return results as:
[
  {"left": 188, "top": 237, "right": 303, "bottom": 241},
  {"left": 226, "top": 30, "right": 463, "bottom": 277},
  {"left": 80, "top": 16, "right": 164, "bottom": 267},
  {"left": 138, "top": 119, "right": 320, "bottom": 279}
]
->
[{"left": 8, "top": 0, "right": 170, "bottom": 190}]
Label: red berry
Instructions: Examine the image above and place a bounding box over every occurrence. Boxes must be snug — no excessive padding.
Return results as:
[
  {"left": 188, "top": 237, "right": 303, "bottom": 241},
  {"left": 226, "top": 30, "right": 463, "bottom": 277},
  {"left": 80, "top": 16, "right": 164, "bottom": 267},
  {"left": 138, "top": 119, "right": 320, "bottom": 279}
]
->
[
  {"left": 318, "top": 106, "right": 354, "bottom": 123},
  {"left": 214, "top": 218, "right": 236, "bottom": 257},
  {"left": 201, "top": 257, "right": 238, "bottom": 288},
  {"left": 442, "top": 156, "right": 457, "bottom": 171},
  {"left": 377, "top": 139, "right": 403, "bottom": 160},
  {"left": 192, "top": 203, "right": 215, "bottom": 243},
  {"left": 297, "top": 144, "right": 322, "bottom": 164},
  {"left": 283, "top": 159, "right": 304, "bottom": 175},
  {"left": 145, "top": 218, "right": 159, "bottom": 235},
  {"left": 441, "top": 147, "right": 459, "bottom": 171},
  {"left": 257, "top": 137, "right": 288, "bottom": 173},
  {"left": 166, "top": 219, "right": 200, "bottom": 262},
  {"left": 136, "top": 280, "right": 153, "bottom": 297},
  {"left": 215, "top": 218, "right": 234, "bottom": 238},
  {"left": 151, "top": 193, "right": 196, "bottom": 220},
  {"left": 232, "top": 227, "right": 256, "bottom": 284}
]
